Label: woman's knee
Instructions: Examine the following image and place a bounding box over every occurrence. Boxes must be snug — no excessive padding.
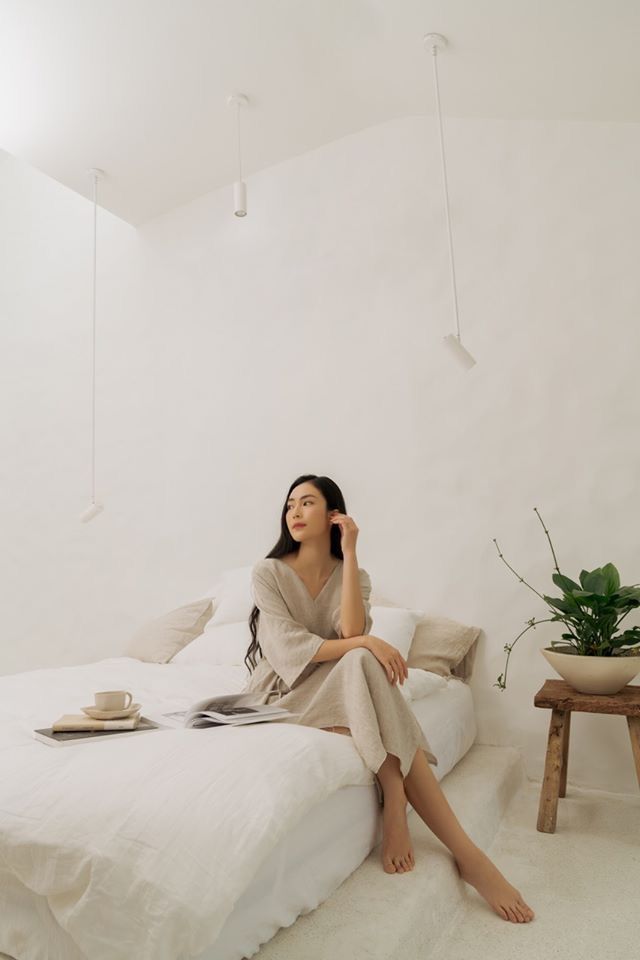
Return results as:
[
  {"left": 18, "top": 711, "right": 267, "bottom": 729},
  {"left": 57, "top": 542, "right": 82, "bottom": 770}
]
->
[{"left": 342, "top": 646, "right": 378, "bottom": 669}]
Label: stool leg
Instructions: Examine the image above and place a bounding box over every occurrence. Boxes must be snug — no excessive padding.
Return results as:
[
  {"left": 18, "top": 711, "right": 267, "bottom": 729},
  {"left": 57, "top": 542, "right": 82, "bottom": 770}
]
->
[
  {"left": 559, "top": 710, "right": 571, "bottom": 798},
  {"left": 627, "top": 716, "right": 640, "bottom": 789},
  {"left": 537, "top": 708, "right": 568, "bottom": 833}
]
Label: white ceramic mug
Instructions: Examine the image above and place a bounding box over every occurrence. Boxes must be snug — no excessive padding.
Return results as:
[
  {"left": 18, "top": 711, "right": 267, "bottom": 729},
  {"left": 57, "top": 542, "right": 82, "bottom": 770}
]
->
[{"left": 94, "top": 690, "right": 133, "bottom": 711}]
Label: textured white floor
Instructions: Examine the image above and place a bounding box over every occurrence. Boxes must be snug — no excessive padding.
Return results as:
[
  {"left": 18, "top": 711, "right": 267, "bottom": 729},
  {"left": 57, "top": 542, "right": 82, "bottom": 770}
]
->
[{"left": 427, "top": 777, "right": 640, "bottom": 960}]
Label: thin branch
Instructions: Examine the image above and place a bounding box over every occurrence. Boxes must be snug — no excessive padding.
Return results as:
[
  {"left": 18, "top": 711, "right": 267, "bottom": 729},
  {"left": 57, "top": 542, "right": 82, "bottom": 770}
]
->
[
  {"left": 494, "top": 616, "right": 557, "bottom": 691},
  {"left": 533, "top": 506, "right": 561, "bottom": 573},
  {"left": 492, "top": 539, "right": 546, "bottom": 601}
]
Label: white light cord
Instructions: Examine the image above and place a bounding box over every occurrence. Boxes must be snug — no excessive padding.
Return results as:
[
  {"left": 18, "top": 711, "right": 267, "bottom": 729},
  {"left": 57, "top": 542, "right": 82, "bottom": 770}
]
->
[
  {"left": 430, "top": 44, "right": 461, "bottom": 341},
  {"left": 235, "top": 101, "right": 243, "bottom": 182},
  {"left": 90, "top": 171, "right": 98, "bottom": 503}
]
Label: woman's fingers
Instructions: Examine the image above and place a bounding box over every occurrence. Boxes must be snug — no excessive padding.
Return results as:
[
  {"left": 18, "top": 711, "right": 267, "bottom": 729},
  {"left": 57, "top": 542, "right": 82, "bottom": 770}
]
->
[
  {"left": 384, "top": 650, "right": 409, "bottom": 685},
  {"left": 394, "top": 657, "right": 408, "bottom": 683}
]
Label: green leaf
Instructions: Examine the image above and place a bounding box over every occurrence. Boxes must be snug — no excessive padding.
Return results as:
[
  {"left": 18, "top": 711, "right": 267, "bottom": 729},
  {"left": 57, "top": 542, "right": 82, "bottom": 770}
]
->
[
  {"left": 552, "top": 573, "right": 582, "bottom": 594},
  {"left": 601, "top": 563, "right": 620, "bottom": 594},
  {"left": 580, "top": 569, "right": 607, "bottom": 594},
  {"left": 613, "top": 627, "right": 640, "bottom": 646},
  {"left": 543, "top": 595, "right": 579, "bottom": 615},
  {"left": 617, "top": 586, "right": 640, "bottom": 601}
]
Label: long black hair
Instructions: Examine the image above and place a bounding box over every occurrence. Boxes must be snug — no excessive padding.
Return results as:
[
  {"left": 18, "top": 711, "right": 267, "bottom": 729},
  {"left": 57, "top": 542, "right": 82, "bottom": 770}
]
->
[{"left": 244, "top": 474, "right": 348, "bottom": 674}]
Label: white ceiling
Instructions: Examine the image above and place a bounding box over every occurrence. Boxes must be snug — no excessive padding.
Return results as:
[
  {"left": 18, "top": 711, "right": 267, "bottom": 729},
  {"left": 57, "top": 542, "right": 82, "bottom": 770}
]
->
[{"left": 2, "top": 0, "right": 639, "bottom": 226}]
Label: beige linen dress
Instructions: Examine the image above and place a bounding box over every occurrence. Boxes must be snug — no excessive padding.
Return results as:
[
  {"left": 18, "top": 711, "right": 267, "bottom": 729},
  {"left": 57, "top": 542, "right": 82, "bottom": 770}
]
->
[{"left": 242, "top": 557, "right": 438, "bottom": 785}]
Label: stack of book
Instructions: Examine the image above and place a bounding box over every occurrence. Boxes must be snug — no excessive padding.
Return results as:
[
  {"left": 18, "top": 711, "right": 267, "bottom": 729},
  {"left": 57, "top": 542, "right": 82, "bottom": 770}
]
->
[
  {"left": 33, "top": 694, "right": 297, "bottom": 747},
  {"left": 33, "top": 712, "right": 162, "bottom": 747}
]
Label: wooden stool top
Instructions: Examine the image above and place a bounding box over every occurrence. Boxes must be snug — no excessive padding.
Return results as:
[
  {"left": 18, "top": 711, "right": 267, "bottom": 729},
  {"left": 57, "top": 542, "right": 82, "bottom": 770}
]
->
[{"left": 534, "top": 679, "right": 640, "bottom": 716}]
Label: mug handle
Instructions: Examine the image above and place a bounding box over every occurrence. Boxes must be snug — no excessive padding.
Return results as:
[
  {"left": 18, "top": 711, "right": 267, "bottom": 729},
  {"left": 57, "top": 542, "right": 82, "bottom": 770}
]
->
[{"left": 123, "top": 691, "right": 133, "bottom": 709}]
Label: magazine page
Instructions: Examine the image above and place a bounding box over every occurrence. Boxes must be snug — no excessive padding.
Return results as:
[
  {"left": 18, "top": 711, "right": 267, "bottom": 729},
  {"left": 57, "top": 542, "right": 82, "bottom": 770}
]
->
[{"left": 155, "top": 693, "right": 299, "bottom": 729}]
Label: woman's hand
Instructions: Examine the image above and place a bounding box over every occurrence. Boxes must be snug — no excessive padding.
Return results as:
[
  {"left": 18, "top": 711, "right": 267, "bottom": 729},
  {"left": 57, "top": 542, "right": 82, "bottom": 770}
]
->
[
  {"left": 363, "top": 635, "right": 409, "bottom": 686},
  {"left": 329, "top": 510, "right": 359, "bottom": 554}
]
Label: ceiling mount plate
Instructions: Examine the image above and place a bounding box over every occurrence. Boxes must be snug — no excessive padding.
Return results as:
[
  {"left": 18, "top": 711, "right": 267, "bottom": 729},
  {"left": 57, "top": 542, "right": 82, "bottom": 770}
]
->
[
  {"left": 423, "top": 33, "right": 448, "bottom": 54},
  {"left": 227, "top": 94, "right": 249, "bottom": 108}
]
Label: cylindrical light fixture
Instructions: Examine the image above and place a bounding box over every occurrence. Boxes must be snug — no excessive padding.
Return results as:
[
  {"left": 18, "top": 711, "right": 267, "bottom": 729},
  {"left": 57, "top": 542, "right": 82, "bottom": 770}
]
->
[
  {"left": 227, "top": 94, "right": 249, "bottom": 217},
  {"left": 424, "top": 33, "right": 477, "bottom": 370},
  {"left": 80, "top": 167, "right": 105, "bottom": 523},
  {"left": 443, "top": 333, "right": 477, "bottom": 370},
  {"left": 233, "top": 180, "right": 247, "bottom": 216}
]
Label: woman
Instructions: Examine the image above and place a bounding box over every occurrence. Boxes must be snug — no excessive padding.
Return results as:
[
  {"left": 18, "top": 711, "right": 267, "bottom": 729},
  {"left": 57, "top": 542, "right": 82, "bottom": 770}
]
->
[{"left": 244, "top": 474, "right": 535, "bottom": 924}]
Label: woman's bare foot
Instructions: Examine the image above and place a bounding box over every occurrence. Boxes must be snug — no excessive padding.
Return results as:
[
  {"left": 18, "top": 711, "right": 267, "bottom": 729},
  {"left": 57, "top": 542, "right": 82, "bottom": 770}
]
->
[
  {"left": 381, "top": 789, "right": 415, "bottom": 874},
  {"left": 455, "top": 847, "right": 535, "bottom": 923}
]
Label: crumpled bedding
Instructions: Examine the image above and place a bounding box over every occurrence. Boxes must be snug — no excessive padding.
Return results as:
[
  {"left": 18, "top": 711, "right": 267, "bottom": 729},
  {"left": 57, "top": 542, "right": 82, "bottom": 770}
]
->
[{"left": 0, "top": 656, "right": 420, "bottom": 960}]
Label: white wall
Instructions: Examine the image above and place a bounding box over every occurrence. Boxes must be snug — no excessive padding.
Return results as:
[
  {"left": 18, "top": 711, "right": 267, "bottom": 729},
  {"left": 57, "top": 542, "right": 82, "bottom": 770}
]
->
[{"left": 2, "top": 114, "right": 640, "bottom": 795}]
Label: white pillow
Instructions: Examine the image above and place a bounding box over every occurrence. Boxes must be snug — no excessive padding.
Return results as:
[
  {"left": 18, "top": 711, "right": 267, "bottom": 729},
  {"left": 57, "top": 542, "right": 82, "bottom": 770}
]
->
[
  {"left": 369, "top": 605, "right": 425, "bottom": 660},
  {"left": 400, "top": 668, "right": 448, "bottom": 701},
  {"left": 206, "top": 566, "right": 254, "bottom": 625},
  {"left": 171, "top": 620, "right": 251, "bottom": 666}
]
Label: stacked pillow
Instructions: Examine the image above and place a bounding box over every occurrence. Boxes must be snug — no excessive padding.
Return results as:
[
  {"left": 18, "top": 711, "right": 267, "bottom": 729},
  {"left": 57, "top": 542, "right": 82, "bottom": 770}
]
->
[
  {"left": 124, "top": 565, "right": 481, "bottom": 682},
  {"left": 371, "top": 592, "right": 481, "bottom": 682},
  {"left": 124, "top": 598, "right": 214, "bottom": 663},
  {"left": 169, "top": 565, "right": 257, "bottom": 666}
]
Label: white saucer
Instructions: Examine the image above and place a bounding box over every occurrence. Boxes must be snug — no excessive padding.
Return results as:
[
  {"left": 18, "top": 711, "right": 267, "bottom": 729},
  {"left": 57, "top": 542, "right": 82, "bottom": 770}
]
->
[{"left": 81, "top": 703, "right": 141, "bottom": 720}]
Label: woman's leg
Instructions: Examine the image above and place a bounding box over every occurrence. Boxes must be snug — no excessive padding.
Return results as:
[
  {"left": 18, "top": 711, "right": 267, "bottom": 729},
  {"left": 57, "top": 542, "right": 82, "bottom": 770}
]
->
[
  {"left": 402, "top": 748, "right": 535, "bottom": 923},
  {"left": 375, "top": 751, "right": 416, "bottom": 874},
  {"left": 322, "top": 726, "right": 413, "bottom": 873},
  {"left": 323, "top": 726, "right": 533, "bottom": 919}
]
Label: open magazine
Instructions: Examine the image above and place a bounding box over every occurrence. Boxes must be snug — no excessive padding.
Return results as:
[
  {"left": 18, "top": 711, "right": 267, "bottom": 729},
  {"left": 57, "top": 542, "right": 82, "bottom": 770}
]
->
[{"left": 157, "top": 693, "right": 299, "bottom": 729}]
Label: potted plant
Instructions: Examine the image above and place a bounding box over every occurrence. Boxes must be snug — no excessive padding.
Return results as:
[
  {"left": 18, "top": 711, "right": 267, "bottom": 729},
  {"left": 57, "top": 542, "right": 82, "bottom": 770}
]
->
[{"left": 493, "top": 507, "right": 640, "bottom": 695}]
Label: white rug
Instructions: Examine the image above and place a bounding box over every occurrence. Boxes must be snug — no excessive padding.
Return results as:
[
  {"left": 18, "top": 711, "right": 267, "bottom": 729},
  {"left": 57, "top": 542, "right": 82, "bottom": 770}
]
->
[{"left": 428, "top": 776, "right": 640, "bottom": 960}]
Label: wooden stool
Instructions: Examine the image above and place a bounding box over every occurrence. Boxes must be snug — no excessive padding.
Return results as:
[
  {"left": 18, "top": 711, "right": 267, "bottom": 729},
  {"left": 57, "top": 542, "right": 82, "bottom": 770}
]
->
[{"left": 533, "top": 678, "right": 640, "bottom": 833}]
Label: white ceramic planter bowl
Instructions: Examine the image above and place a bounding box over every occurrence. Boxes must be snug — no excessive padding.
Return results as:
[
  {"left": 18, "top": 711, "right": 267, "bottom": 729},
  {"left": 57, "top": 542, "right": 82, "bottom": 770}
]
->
[{"left": 541, "top": 647, "right": 640, "bottom": 695}]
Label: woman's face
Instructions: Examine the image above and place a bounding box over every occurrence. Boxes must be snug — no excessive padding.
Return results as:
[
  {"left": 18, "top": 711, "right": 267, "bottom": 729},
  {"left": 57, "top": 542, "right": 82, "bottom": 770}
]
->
[{"left": 286, "top": 486, "right": 336, "bottom": 538}]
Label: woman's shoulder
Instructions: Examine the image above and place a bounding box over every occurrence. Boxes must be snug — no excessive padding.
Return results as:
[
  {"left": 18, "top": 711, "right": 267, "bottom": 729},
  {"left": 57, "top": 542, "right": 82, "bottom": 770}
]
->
[
  {"left": 252, "top": 556, "right": 292, "bottom": 582},
  {"left": 252, "top": 557, "right": 276, "bottom": 578},
  {"left": 253, "top": 554, "right": 298, "bottom": 573}
]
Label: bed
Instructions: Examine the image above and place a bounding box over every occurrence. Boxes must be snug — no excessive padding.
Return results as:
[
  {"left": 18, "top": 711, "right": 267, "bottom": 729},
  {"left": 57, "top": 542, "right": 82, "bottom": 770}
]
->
[{"left": 0, "top": 655, "right": 476, "bottom": 960}]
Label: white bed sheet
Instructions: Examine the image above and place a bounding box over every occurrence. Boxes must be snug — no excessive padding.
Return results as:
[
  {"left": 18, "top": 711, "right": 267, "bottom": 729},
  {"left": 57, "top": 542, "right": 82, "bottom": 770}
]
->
[{"left": 0, "top": 661, "right": 475, "bottom": 960}]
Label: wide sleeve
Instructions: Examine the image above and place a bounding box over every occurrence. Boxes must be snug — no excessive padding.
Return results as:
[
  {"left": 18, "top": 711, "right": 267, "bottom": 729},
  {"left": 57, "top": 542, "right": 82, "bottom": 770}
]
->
[
  {"left": 251, "top": 565, "right": 328, "bottom": 690},
  {"left": 330, "top": 567, "right": 373, "bottom": 639}
]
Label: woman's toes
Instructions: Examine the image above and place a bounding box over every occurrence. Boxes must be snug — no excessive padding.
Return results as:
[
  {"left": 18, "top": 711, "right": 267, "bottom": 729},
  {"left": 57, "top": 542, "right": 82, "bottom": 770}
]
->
[{"left": 516, "top": 896, "right": 534, "bottom": 921}]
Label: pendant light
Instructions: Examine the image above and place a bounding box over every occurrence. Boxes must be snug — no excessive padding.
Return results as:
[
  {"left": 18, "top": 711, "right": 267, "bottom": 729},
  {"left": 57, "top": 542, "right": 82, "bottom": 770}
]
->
[
  {"left": 227, "top": 93, "right": 249, "bottom": 217},
  {"left": 424, "top": 33, "right": 476, "bottom": 370},
  {"left": 79, "top": 167, "right": 105, "bottom": 523}
]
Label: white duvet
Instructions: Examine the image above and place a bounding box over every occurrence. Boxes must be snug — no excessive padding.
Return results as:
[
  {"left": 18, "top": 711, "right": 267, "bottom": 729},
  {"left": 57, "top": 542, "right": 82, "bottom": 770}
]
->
[{"left": 0, "top": 656, "right": 444, "bottom": 960}]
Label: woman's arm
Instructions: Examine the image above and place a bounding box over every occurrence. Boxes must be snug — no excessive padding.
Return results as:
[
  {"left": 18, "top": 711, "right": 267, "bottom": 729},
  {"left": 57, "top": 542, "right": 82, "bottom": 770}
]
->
[
  {"left": 311, "top": 634, "right": 370, "bottom": 663},
  {"left": 339, "top": 552, "right": 367, "bottom": 638}
]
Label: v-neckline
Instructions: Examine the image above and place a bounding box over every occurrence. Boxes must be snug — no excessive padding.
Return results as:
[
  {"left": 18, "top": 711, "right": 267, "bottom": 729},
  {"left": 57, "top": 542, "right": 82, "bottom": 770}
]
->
[{"left": 275, "top": 557, "right": 342, "bottom": 603}]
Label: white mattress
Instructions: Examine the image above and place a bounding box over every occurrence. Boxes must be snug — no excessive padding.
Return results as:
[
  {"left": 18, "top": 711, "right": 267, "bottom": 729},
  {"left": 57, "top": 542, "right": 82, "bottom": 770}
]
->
[{"left": 0, "top": 676, "right": 476, "bottom": 960}]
